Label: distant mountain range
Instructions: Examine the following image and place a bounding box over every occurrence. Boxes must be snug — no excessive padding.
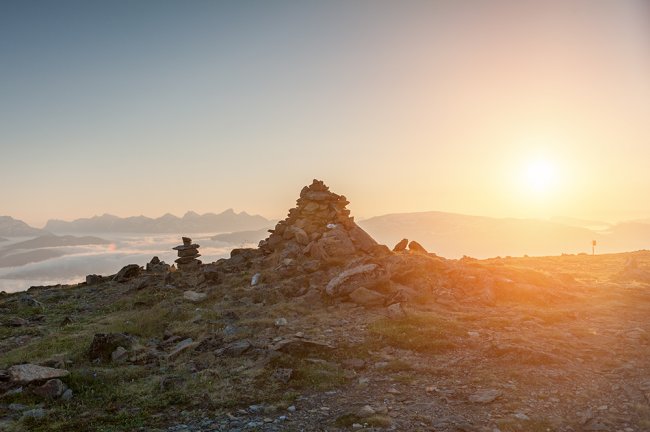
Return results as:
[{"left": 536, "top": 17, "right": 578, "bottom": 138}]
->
[
  {"left": 0, "top": 216, "right": 48, "bottom": 237},
  {"left": 3, "top": 210, "right": 650, "bottom": 259},
  {"left": 43, "top": 210, "right": 272, "bottom": 234}
]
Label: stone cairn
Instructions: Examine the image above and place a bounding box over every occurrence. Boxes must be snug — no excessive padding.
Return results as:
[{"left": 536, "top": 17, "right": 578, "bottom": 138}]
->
[
  {"left": 173, "top": 237, "right": 201, "bottom": 271},
  {"left": 259, "top": 179, "right": 379, "bottom": 262}
]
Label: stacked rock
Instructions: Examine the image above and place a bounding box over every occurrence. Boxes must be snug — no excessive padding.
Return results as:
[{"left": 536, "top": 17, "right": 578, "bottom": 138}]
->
[
  {"left": 259, "top": 179, "right": 381, "bottom": 262},
  {"left": 172, "top": 237, "right": 202, "bottom": 271}
]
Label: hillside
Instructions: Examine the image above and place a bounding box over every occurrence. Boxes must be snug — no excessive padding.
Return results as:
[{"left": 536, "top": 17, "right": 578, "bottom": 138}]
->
[
  {"left": 1, "top": 181, "right": 649, "bottom": 432},
  {"left": 44, "top": 210, "right": 271, "bottom": 234}
]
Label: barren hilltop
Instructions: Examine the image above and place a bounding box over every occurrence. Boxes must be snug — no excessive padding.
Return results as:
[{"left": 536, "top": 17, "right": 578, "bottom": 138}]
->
[{"left": 1, "top": 180, "right": 650, "bottom": 432}]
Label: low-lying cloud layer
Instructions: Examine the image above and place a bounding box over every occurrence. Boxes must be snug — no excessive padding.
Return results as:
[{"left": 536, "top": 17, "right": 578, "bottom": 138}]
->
[{"left": 0, "top": 234, "right": 246, "bottom": 293}]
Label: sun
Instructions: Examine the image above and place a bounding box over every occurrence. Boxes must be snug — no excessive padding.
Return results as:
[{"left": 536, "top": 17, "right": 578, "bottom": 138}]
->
[{"left": 523, "top": 158, "right": 557, "bottom": 194}]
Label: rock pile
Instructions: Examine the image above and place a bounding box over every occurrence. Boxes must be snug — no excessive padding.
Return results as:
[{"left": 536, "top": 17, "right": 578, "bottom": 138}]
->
[
  {"left": 173, "top": 237, "right": 201, "bottom": 271},
  {"left": 259, "top": 179, "right": 382, "bottom": 265}
]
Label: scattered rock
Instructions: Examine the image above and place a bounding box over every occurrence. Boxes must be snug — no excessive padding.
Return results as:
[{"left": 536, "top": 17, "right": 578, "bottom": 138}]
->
[
  {"left": 85, "top": 274, "right": 105, "bottom": 285},
  {"left": 468, "top": 389, "right": 501, "bottom": 403},
  {"left": 8, "top": 403, "right": 28, "bottom": 411},
  {"left": 168, "top": 338, "right": 196, "bottom": 359},
  {"left": 251, "top": 273, "right": 261, "bottom": 286},
  {"left": 342, "top": 358, "right": 366, "bottom": 370},
  {"left": 393, "top": 238, "right": 408, "bottom": 252},
  {"left": 32, "top": 378, "right": 67, "bottom": 399},
  {"left": 271, "top": 368, "right": 293, "bottom": 383},
  {"left": 349, "top": 287, "right": 386, "bottom": 306},
  {"left": 59, "top": 316, "right": 74, "bottom": 327},
  {"left": 8, "top": 364, "right": 69, "bottom": 383},
  {"left": 111, "top": 346, "right": 129, "bottom": 362},
  {"left": 357, "top": 405, "right": 376, "bottom": 418},
  {"left": 270, "top": 338, "right": 335, "bottom": 356},
  {"left": 22, "top": 408, "right": 47, "bottom": 420},
  {"left": 386, "top": 302, "right": 406, "bottom": 319},
  {"left": 6, "top": 317, "right": 29, "bottom": 327},
  {"left": 275, "top": 317, "right": 288, "bottom": 327},
  {"left": 146, "top": 256, "right": 170, "bottom": 273},
  {"left": 113, "top": 264, "right": 141, "bottom": 282},
  {"left": 221, "top": 340, "right": 251, "bottom": 357},
  {"left": 61, "top": 388, "right": 73, "bottom": 400},
  {"left": 408, "top": 240, "right": 428, "bottom": 254},
  {"left": 88, "top": 333, "right": 135, "bottom": 362},
  {"left": 183, "top": 290, "right": 207, "bottom": 302},
  {"left": 19, "top": 295, "right": 44, "bottom": 309}
]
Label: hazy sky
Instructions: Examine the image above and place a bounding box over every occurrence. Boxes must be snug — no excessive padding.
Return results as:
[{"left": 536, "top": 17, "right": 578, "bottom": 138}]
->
[{"left": 1, "top": 0, "right": 649, "bottom": 227}]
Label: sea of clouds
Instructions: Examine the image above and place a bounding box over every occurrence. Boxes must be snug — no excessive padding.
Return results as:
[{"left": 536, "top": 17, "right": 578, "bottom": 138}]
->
[{"left": 0, "top": 233, "right": 253, "bottom": 293}]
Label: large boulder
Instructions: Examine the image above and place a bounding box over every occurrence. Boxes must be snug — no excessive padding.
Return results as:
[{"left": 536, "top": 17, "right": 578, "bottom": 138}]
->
[
  {"left": 88, "top": 333, "right": 135, "bottom": 362},
  {"left": 8, "top": 364, "right": 69, "bottom": 384},
  {"left": 112, "top": 264, "right": 141, "bottom": 282},
  {"left": 32, "top": 379, "right": 67, "bottom": 399}
]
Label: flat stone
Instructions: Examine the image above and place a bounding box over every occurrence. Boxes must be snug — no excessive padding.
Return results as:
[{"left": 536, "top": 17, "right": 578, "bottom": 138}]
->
[
  {"left": 222, "top": 339, "right": 251, "bottom": 357},
  {"left": 183, "top": 290, "right": 207, "bottom": 302},
  {"left": 173, "top": 244, "right": 200, "bottom": 251},
  {"left": 168, "top": 338, "right": 197, "bottom": 359},
  {"left": 269, "top": 338, "right": 335, "bottom": 355},
  {"left": 468, "top": 389, "right": 501, "bottom": 403},
  {"left": 357, "top": 405, "right": 375, "bottom": 418},
  {"left": 177, "top": 248, "right": 200, "bottom": 258},
  {"left": 22, "top": 408, "right": 46, "bottom": 419},
  {"left": 175, "top": 255, "right": 201, "bottom": 264},
  {"left": 8, "top": 364, "right": 69, "bottom": 383}
]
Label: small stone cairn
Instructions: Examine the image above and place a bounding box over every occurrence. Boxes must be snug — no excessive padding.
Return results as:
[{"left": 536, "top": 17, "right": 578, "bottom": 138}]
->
[{"left": 173, "top": 237, "right": 201, "bottom": 271}]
